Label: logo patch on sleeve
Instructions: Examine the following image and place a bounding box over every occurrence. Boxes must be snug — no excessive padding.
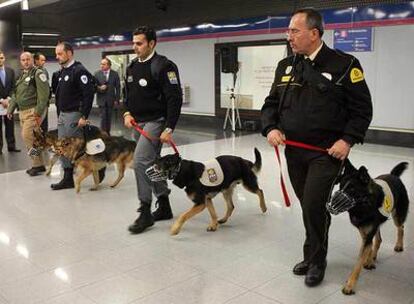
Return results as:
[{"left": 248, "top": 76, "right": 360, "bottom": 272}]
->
[
  {"left": 167, "top": 71, "right": 178, "bottom": 84},
  {"left": 80, "top": 75, "right": 88, "bottom": 84},
  {"left": 350, "top": 68, "right": 364, "bottom": 83},
  {"left": 39, "top": 73, "right": 47, "bottom": 82}
]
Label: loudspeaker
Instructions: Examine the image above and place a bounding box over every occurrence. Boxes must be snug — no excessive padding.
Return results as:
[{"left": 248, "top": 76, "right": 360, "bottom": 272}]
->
[{"left": 221, "top": 46, "right": 238, "bottom": 73}]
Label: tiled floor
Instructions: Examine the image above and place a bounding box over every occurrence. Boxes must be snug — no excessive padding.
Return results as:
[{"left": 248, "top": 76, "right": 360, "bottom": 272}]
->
[{"left": 0, "top": 116, "right": 413, "bottom": 303}]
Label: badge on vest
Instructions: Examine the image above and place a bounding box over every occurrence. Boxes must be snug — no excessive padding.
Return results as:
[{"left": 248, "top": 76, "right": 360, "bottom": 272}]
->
[
  {"left": 139, "top": 78, "right": 147, "bottom": 87},
  {"left": 350, "top": 68, "right": 364, "bottom": 83},
  {"left": 64, "top": 75, "right": 69, "bottom": 81},
  {"left": 285, "top": 66, "right": 292, "bottom": 74},
  {"left": 25, "top": 76, "right": 31, "bottom": 82},
  {"left": 127, "top": 75, "right": 133, "bottom": 83},
  {"left": 167, "top": 71, "right": 178, "bottom": 84},
  {"left": 374, "top": 179, "right": 394, "bottom": 218},
  {"left": 199, "top": 159, "right": 224, "bottom": 187}
]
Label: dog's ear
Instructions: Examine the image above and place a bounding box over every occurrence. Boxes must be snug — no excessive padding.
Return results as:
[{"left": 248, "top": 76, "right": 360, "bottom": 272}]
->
[
  {"left": 343, "top": 159, "right": 357, "bottom": 175},
  {"left": 358, "top": 166, "right": 371, "bottom": 185}
]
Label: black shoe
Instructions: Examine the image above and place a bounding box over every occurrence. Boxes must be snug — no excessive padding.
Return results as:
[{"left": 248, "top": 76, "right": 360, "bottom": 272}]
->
[
  {"left": 8, "top": 148, "right": 21, "bottom": 152},
  {"left": 293, "top": 260, "right": 309, "bottom": 276},
  {"left": 51, "top": 168, "right": 74, "bottom": 190},
  {"left": 128, "top": 203, "right": 154, "bottom": 234},
  {"left": 152, "top": 196, "right": 173, "bottom": 221},
  {"left": 305, "top": 261, "right": 327, "bottom": 287},
  {"left": 26, "top": 166, "right": 46, "bottom": 176}
]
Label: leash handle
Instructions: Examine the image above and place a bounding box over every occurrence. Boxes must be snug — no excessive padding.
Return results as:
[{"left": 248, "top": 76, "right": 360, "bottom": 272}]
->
[{"left": 131, "top": 120, "right": 179, "bottom": 154}]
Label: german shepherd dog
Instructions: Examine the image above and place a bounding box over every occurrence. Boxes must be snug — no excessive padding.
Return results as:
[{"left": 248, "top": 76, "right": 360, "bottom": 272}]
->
[
  {"left": 54, "top": 136, "right": 136, "bottom": 193},
  {"left": 32, "top": 128, "right": 59, "bottom": 175},
  {"left": 150, "top": 148, "right": 267, "bottom": 235},
  {"left": 332, "top": 160, "right": 409, "bottom": 295}
]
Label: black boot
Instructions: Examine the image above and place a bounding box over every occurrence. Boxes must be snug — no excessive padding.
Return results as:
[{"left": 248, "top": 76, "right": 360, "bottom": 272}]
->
[
  {"left": 128, "top": 202, "right": 154, "bottom": 234},
  {"left": 51, "top": 168, "right": 75, "bottom": 190},
  {"left": 152, "top": 196, "right": 173, "bottom": 221}
]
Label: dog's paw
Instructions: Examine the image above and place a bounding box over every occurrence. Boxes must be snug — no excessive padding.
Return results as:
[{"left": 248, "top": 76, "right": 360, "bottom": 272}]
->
[
  {"left": 109, "top": 183, "right": 117, "bottom": 188},
  {"left": 363, "top": 263, "right": 376, "bottom": 270},
  {"left": 217, "top": 218, "right": 227, "bottom": 224},
  {"left": 207, "top": 224, "right": 218, "bottom": 232},
  {"left": 89, "top": 187, "right": 98, "bottom": 191},
  {"left": 342, "top": 286, "right": 355, "bottom": 295},
  {"left": 394, "top": 245, "right": 404, "bottom": 252},
  {"left": 170, "top": 224, "right": 181, "bottom": 236}
]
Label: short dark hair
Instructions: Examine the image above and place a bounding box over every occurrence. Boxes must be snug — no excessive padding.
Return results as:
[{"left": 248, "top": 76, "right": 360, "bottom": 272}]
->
[
  {"left": 102, "top": 57, "right": 112, "bottom": 66},
  {"left": 33, "top": 52, "right": 45, "bottom": 61},
  {"left": 293, "top": 7, "right": 324, "bottom": 37},
  {"left": 57, "top": 41, "right": 74, "bottom": 54},
  {"left": 133, "top": 26, "right": 157, "bottom": 44}
]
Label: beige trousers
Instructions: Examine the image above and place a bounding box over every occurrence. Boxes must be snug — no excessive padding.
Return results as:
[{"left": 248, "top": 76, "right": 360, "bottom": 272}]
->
[{"left": 19, "top": 107, "right": 45, "bottom": 167}]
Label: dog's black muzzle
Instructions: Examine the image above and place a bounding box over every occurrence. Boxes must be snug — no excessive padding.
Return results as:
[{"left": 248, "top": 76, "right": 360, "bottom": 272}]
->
[
  {"left": 146, "top": 162, "right": 181, "bottom": 182},
  {"left": 326, "top": 181, "right": 356, "bottom": 215},
  {"left": 146, "top": 165, "right": 169, "bottom": 182},
  {"left": 28, "top": 147, "right": 42, "bottom": 157}
]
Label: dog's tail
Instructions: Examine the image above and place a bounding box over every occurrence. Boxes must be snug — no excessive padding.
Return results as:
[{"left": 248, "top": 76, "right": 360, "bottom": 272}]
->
[
  {"left": 252, "top": 148, "right": 262, "bottom": 174},
  {"left": 390, "top": 162, "right": 408, "bottom": 177}
]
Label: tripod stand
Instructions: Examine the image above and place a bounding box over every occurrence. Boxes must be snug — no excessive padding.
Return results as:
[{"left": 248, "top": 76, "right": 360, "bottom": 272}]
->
[{"left": 223, "top": 72, "right": 242, "bottom": 132}]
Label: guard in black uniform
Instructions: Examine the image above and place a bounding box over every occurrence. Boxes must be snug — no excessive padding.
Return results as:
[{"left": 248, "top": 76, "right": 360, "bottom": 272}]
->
[
  {"left": 261, "top": 8, "right": 372, "bottom": 287},
  {"left": 51, "top": 42, "right": 95, "bottom": 190},
  {"left": 124, "top": 26, "right": 183, "bottom": 234}
]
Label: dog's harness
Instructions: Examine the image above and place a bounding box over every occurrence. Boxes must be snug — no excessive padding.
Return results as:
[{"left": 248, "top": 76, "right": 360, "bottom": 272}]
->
[
  {"left": 374, "top": 179, "right": 394, "bottom": 217},
  {"left": 199, "top": 159, "right": 224, "bottom": 187}
]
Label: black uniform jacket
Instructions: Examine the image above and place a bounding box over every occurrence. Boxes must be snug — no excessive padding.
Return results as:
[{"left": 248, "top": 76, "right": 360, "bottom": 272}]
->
[
  {"left": 261, "top": 43, "right": 372, "bottom": 147},
  {"left": 55, "top": 61, "right": 95, "bottom": 119},
  {"left": 125, "top": 53, "right": 182, "bottom": 130}
]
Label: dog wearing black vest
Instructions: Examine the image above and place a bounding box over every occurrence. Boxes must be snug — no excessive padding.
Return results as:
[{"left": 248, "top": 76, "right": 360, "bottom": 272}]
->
[
  {"left": 148, "top": 148, "right": 267, "bottom": 235},
  {"left": 328, "top": 160, "right": 410, "bottom": 295}
]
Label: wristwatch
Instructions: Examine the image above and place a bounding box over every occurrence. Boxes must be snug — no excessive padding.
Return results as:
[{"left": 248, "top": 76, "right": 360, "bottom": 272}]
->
[{"left": 164, "top": 128, "right": 173, "bottom": 134}]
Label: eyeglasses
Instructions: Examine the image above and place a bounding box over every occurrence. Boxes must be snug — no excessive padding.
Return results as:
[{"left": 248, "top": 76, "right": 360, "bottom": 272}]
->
[{"left": 286, "top": 28, "right": 317, "bottom": 36}]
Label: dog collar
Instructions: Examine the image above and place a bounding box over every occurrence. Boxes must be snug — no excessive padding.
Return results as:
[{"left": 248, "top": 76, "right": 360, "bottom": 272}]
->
[{"left": 374, "top": 179, "right": 394, "bottom": 218}]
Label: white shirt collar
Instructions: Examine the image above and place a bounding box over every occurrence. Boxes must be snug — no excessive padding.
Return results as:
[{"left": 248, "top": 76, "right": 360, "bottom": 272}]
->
[
  {"left": 138, "top": 51, "right": 155, "bottom": 63},
  {"left": 64, "top": 59, "right": 75, "bottom": 68},
  {"left": 305, "top": 42, "right": 323, "bottom": 61}
]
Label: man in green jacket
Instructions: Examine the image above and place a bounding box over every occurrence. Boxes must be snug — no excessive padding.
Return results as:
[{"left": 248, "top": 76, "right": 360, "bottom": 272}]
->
[{"left": 7, "top": 52, "right": 50, "bottom": 176}]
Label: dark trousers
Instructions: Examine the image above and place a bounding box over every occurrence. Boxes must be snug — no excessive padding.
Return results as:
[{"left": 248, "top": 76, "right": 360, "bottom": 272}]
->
[
  {"left": 99, "top": 105, "right": 112, "bottom": 134},
  {"left": 0, "top": 115, "right": 16, "bottom": 151},
  {"left": 285, "top": 147, "right": 342, "bottom": 266}
]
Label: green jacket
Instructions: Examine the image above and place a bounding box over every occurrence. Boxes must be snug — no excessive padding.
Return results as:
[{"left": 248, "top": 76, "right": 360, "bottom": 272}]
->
[{"left": 8, "top": 67, "right": 50, "bottom": 116}]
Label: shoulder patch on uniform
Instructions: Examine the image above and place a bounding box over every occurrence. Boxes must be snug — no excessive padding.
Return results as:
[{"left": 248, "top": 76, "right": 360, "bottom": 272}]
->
[
  {"left": 39, "top": 73, "right": 48, "bottom": 82},
  {"left": 350, "top": 68, "right": 364, "bottom": 83},
  {"left": 167, "top": 71, "right": 178, "bottom": 84},
  {"left": 80, "top": 75, "right": 88, "bottom": 84},
  {"left": 281, "top": 75, "right": 291, "bottom": 82}
]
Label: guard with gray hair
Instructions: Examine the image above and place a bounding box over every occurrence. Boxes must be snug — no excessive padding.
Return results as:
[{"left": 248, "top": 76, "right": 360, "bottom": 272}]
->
[{"left": 261, "top": 8, "right": 372, "bottom": 287}]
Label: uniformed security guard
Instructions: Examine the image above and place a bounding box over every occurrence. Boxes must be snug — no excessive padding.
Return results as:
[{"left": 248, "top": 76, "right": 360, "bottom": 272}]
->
[
  {"left": 124, "top": 26, "right": 183, "bottom": 234},
  {"left": 51, "top": 42, "right": 95, "bottom": 190},
  {"left": 7, "top": 52, "right": 50, "bottom": 176},
  {"left": 261, "top": 8, "right": 372, "bottom": 287}
]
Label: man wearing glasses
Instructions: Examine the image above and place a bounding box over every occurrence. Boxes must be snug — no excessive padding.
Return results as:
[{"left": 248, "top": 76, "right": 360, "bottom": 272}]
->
[{"left": 261, "top": 8, "right": 372, "bottom": 287}]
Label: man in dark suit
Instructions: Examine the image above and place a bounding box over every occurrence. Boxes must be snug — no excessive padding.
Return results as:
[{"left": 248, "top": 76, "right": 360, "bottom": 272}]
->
[
  {"left": 0, "top": 50, "right": 20, "bottom": 154},
  {"left": 94, "top": 57, "right": 120, "bottom": 135}
]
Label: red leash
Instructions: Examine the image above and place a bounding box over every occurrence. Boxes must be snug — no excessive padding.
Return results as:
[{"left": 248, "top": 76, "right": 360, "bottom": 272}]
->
[
  {"left": 131, "top": 120, "right": 179, "bottom": 154},
  {"left": 275, "top": 140, "right": 328, "bottom": 207}
]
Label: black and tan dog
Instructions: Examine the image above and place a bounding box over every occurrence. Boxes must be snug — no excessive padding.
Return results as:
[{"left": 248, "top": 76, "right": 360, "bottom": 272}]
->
[
  {"left": 54, "top": 135, "right": 136, "bottom": 193},
  {"left": 32, "top": 128, "right": 59, "bottom": 175},
  {"left": 330, "top": 160, "right": 410, "bottom": 295},
  {"left": 149, "top": 148, "right": 267, "bottom": 235}
]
